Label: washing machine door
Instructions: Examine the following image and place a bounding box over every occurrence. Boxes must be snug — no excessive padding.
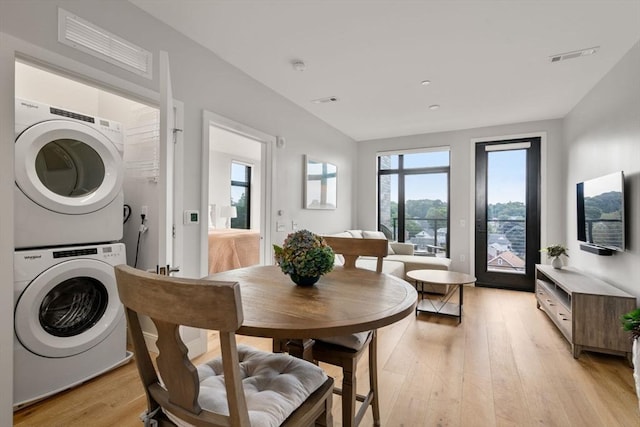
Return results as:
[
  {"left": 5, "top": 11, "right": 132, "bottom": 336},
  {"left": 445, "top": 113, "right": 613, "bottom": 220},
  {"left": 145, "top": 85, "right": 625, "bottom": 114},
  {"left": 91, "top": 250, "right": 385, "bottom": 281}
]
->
[
  {"left": 15, "top": 120, "right": 123, "bottom": 215},
  {"left": 14, "top": 258, "right": 124, "bottom": 358}
]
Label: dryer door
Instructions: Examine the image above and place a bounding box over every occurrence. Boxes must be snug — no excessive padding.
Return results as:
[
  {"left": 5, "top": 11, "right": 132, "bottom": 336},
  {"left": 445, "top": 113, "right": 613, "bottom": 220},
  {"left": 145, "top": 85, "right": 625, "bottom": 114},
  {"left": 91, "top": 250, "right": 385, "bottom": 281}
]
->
[
  {"left": 14, "top": 258, "right": 124, "bottom": 358},
  {"left": 15, "top": 120, "right": 123, "bottom": 215}
]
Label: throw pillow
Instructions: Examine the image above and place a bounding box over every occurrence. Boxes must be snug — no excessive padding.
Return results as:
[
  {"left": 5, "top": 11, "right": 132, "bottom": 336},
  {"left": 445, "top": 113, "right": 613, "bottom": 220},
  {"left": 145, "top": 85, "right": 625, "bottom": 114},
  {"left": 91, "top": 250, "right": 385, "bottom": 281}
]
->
[
  {"left": 346, "top": 229, "right": 364, "bottom": 238},
  {"left": 361, "top": 230, "right": 395, "bottom": 255}
]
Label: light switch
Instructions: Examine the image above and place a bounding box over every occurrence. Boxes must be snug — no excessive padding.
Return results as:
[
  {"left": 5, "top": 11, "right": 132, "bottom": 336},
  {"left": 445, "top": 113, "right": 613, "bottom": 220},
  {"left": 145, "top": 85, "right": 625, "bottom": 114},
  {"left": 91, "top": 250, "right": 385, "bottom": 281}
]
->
[
  {"left": 276, "top": 221, "right": 286, "bottom": 232},
  {"left": 183, "top": 210, "right": 199, "bottom": 224}
]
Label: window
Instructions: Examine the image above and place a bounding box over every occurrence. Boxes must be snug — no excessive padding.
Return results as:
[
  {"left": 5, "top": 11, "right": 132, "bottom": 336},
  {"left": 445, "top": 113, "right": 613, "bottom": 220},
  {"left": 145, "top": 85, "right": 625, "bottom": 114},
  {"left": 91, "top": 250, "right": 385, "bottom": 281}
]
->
[
  {"left": 230, "top": 162, "right": 251, "bottom": 229},
  {"left": 378, "top": 149, "right": 450, "bottom": 257}
]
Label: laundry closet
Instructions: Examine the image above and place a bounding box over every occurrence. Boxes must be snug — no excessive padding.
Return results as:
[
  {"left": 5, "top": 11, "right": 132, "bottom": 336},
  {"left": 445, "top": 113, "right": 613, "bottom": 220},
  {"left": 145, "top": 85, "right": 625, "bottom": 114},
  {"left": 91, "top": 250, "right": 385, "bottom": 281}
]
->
[{"left": 12, "top": 60, "right": 161, "bottom": 408}]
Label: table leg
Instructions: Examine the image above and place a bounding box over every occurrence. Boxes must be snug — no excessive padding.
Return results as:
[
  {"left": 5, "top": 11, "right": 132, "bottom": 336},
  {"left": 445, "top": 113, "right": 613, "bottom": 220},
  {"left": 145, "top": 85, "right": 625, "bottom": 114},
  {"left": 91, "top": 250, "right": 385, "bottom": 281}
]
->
[
  {"left": 458, "top": 284, "right": 463, "bottom": 323},
  {"left": 419, "top": 280, "right": 425, "bottom": 315},
  {"left": 287, "top": 338, "right": 315, "bottom": 362}
]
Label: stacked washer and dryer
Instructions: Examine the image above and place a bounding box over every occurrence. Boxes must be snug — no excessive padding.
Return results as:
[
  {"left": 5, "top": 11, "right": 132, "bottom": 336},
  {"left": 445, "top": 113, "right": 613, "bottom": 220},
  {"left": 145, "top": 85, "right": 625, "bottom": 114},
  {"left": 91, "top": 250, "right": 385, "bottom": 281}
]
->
[{"left": 13, "top": 98, "right": 132, "bottom": 408}]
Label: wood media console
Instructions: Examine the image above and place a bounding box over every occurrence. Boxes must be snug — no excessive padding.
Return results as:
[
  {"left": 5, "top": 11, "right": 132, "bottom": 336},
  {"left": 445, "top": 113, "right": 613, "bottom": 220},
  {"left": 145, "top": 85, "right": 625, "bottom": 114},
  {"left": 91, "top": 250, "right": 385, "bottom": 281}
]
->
[{"left": 535, "top": 264, "right": 635, "bottom": 363}]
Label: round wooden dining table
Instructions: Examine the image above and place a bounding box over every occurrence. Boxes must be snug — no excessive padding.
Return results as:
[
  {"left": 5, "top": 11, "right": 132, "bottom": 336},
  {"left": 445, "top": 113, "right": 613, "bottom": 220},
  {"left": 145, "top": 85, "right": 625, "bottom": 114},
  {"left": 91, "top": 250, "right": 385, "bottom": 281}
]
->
[{"left": 206, "top": 265, "right": 417, "bottom": 360}]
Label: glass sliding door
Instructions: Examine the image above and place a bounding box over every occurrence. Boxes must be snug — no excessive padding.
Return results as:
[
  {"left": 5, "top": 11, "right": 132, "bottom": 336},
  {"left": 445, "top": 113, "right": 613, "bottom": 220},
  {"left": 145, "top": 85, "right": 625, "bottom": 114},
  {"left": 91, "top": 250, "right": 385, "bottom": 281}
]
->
[{"left": 475, "top": 138, "right": 540, "bottom": 291}]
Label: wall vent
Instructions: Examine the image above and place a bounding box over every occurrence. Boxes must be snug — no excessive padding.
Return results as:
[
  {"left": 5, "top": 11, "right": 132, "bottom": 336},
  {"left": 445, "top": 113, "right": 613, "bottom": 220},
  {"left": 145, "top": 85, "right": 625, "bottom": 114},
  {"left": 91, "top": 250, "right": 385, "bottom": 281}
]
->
[
  {"left": 549, "top": 46, "right": 599, "bottom": 63},
  {"left": 58, "top": 8, "right": 152, "bottom": 79}
]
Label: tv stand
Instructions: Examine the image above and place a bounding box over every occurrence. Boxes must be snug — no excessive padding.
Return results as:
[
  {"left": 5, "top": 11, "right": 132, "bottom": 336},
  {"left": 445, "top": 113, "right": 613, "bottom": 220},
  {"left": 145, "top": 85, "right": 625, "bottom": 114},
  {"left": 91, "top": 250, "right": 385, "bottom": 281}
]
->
[
  {"left": 535, "top": 265, "right": 634, "bottom": 363},
  {"left": 579, "top": 243, "right": 614, "bottom": 256}
]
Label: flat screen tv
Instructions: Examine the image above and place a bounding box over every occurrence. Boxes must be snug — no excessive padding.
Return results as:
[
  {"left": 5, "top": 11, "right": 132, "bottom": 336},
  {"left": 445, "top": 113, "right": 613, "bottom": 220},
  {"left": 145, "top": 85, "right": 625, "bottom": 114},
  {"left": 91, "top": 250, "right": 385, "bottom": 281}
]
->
[{"left": 576, "top": 171, "right": 625, "bottom": 252}]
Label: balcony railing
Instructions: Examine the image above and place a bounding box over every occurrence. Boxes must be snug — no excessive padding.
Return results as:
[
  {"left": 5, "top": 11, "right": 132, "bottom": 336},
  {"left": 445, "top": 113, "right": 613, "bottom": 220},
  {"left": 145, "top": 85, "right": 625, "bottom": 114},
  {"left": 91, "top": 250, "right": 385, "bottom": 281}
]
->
[{"left": 388, "top": 217, "right": 448, "bottom": 254}]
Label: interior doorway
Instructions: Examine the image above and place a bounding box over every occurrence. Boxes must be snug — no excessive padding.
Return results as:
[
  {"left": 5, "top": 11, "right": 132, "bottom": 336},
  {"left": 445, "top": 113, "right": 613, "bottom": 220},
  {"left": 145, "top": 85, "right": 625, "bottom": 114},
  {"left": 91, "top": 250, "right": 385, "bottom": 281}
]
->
[
  {"left": 201, "top": 111, "right": 274, "bottom": 278},
  {"left": 474, "top": 137, "right": 541, "bottom": 291},
  {"left": 14, "top": 61, "right": 153, "bottom": 265},
  {"left": 14, "top": 60, "right": 179, "bottom": 273},
  {"left": 15, "top": 58, "right": 205, "bottom": 359}
]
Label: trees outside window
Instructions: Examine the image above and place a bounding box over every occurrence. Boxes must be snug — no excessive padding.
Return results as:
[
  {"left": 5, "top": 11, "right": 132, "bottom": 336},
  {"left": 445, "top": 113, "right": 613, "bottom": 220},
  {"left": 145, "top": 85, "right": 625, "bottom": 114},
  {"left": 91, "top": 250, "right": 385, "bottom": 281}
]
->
[{"left": 378, "top": 150, "right": 450, "bottom": 257}]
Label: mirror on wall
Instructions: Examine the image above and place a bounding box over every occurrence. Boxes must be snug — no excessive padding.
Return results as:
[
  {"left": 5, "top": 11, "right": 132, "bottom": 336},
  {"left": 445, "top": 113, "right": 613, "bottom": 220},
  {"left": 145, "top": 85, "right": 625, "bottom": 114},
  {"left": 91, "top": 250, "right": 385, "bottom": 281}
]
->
[{"left": 304, "top": 156, "right": 337, "bottom": 210}]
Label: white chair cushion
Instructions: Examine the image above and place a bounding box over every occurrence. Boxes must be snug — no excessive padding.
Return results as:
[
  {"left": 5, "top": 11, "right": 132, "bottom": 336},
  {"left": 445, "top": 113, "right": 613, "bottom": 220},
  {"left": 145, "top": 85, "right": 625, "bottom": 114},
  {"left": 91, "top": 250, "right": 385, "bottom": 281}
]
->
[
  {"left": 167, "top": 345, "right": 328, "bottom": 427},
  {"left": 317, "top": 331, "right": 372, "bottom": 351}
]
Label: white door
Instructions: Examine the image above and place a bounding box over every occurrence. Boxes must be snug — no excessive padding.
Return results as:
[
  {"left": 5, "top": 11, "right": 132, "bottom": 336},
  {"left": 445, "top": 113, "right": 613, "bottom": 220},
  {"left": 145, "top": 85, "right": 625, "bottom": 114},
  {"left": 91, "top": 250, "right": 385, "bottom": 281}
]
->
[
  {"left": 159, "top": 51, "right": 175, "bottom": 274},
  {"left": 159, "top": 51, "right": 206, "bottom": 357}
]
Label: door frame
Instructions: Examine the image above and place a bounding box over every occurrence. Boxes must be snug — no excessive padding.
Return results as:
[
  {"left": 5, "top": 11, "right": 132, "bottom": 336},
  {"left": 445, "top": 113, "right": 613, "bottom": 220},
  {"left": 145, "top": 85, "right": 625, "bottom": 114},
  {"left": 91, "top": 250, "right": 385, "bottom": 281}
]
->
[
  {"left": 9, "top": 39, "right": 186, "bottom": 279},
  {"left": 200, "top": 110, "right": 275, "bottom": 278},
  {"left": 468, "top": 132, "right": 548, "bottom": 279},
  {"left": 4, "top": 36, "right": 201, "bottom": 358}
]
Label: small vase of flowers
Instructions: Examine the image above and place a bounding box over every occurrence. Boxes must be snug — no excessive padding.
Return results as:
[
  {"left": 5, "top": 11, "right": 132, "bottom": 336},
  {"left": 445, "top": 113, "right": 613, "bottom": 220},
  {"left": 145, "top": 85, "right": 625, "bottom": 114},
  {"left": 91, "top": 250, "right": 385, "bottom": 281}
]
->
[
  {"left": 273, "top": 229, "right": 335, "bottom": 286},
  {"left": 541, "top": 244, "right": 569, "bottom": 269}
]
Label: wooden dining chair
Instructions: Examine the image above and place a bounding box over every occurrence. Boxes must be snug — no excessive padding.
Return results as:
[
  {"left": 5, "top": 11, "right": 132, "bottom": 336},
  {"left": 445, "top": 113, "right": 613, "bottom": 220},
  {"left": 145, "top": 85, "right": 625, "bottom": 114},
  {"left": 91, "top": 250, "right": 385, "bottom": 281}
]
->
[
  {"left": 312, "top": 236, "right": 388, "bottom": 427},
  {"left": 114, "top": 264, "right": 334, "bottom": 427}
]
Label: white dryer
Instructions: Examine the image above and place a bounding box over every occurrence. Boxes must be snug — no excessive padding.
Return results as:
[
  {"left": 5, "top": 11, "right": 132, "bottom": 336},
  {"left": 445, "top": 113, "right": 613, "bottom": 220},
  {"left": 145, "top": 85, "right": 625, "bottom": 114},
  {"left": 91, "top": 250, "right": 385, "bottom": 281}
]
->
[
  {"left": 15, "top": 98, "right": 125, "bottom": 248},
  {"left": 13, "top": 243, "right": 131, "bottom": 408}
]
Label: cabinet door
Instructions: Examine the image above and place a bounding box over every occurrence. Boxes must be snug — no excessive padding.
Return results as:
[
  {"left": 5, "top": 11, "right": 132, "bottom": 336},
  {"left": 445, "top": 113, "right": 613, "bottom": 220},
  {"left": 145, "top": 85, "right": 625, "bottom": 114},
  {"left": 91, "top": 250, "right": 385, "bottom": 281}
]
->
[{"left": 573, "top": 294, "right": 633, "bottom": 352}]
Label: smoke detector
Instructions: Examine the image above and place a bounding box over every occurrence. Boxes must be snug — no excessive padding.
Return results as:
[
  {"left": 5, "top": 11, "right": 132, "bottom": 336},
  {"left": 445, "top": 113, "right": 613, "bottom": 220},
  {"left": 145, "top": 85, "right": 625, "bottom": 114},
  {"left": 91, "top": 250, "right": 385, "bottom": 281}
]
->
[
  {"left": 549, "top": 46, "right": 599, "bottom": 63},
  {"left": 292, "top": 60, "right": 306, "bottom": 72}
]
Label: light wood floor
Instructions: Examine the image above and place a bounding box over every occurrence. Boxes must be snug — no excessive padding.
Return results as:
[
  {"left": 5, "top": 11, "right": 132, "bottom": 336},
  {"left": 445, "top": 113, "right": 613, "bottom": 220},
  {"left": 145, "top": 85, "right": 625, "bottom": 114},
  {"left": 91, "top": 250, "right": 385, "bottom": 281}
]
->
[{"left": 14, "top": 286, "right": 639, "bottom": 426}]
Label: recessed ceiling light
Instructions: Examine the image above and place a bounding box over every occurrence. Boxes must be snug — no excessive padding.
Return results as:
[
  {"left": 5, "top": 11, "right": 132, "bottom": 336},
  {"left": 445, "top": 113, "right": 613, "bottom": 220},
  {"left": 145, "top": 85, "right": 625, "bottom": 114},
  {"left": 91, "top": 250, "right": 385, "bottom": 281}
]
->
[
  {"left": 421, "top": 80, "right": 431, "bottom": 86},
  {"left": 311, "top": 96, "right": 339, "bottom": 104},
  {"left": 428, "top": 104, "right": 440, "bottom": 110}
]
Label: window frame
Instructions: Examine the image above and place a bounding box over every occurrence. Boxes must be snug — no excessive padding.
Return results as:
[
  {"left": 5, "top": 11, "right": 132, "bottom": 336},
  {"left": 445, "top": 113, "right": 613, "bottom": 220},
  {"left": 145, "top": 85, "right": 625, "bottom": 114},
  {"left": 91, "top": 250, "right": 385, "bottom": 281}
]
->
[
  {"left": 377, "top": 149, "right": 451, "bottom": 257},
  {"left": 230, "top": 161, "right": 251, "bottom": 229}
]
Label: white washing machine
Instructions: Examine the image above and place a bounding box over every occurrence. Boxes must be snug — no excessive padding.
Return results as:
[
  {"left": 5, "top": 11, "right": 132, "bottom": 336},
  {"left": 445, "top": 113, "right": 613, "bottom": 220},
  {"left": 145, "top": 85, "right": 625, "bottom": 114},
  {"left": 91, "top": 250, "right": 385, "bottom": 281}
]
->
[
  {"left": 15, "top": 98, "right": 125, "bottom": 249},
  {"left": 13, "top": 243, "right": 132, "bottom": 408}
]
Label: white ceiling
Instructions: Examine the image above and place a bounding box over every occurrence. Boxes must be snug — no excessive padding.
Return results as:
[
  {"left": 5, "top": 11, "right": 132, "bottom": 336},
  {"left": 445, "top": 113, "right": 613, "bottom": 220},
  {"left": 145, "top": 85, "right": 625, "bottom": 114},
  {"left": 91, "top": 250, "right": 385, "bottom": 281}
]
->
[{"left": 130, "top": 0, "right": 640, "bottom": 142}]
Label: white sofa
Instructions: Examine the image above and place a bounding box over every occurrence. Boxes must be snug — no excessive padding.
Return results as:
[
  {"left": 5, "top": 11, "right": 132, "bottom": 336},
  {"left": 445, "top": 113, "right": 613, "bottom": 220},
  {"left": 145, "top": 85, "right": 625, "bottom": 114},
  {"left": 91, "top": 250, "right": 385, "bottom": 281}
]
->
[{"left": 328, "top": 230, "right": 452, "bottom": 294}]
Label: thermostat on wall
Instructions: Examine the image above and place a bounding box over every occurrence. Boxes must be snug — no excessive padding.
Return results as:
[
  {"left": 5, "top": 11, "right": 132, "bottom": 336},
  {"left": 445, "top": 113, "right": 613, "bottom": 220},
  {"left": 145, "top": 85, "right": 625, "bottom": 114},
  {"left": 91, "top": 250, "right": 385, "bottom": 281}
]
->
[{"left": 183, "top": 210, "right": 200, "bottom": 225}]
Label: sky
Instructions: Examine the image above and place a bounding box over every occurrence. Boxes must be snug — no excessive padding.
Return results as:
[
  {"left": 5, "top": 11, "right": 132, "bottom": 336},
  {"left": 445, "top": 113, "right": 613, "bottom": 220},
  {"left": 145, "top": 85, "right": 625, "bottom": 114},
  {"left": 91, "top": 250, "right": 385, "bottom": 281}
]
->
[
  {"left": 395, "top": 149, "right": 527, "bottom": 204},
  {"left": 487, "top": 149, "right": 526, "bottom": 204}
]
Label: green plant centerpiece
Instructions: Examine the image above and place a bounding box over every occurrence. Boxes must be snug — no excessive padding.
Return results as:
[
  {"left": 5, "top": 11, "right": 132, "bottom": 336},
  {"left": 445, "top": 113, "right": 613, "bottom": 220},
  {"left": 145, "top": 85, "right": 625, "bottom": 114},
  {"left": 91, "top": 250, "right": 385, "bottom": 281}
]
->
[
  {"left": 541, "top": 244, "right": 568, "bottom": 269},
  {"left": 273, "top": 229, "right": 335, "bottom": 286}
]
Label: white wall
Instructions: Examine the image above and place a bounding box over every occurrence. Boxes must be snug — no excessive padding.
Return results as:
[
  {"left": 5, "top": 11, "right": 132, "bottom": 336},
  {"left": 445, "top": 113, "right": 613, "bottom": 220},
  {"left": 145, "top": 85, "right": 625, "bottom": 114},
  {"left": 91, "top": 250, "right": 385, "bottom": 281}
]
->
[
  {"left": 0, "top": 31, "right": 16, "bottom": 425},
  {"left": 356, "top": 118, "right": 565, "bottom": 274},
  {"left": 563, "top": 41, "right": 640, "bottom": 299},
  {"left": 1, "top": 0, "right": 356, "bottom": 417}
]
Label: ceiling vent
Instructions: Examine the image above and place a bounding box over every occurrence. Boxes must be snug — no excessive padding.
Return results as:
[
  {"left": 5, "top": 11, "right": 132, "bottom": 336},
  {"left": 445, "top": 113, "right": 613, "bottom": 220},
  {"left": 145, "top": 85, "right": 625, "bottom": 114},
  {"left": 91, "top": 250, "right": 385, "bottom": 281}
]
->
[
  {"left": 58, "top": 8, "right": 152, "bottom": 79},
  {"left": 550, "top": 46, "right": 599, "bottom": 63},
  {"left": 311, "top": 96, "right": 339, "bottom": 104}
]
